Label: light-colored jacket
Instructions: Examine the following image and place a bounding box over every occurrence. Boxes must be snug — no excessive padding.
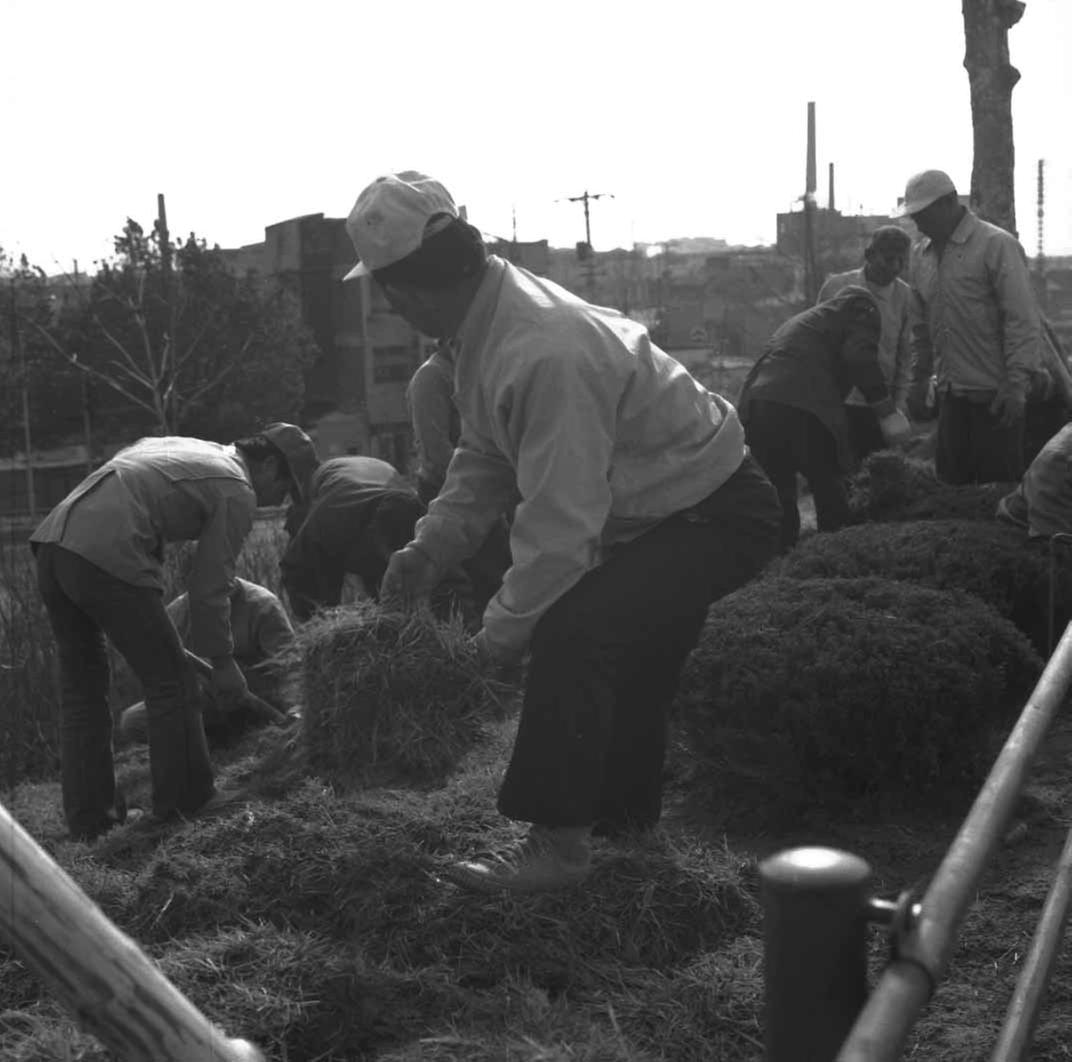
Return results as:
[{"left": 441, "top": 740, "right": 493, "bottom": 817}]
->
[
  {"left": 167, "top": 578, "right": 294, "bottom": 666},
  {"left": 406, "top": 347, "right": 460, "bottom": 500},
  {"left": 30, "top": 436, "right": 256, "bottom": 659},
  {"left": 996, "top": 422, "right": 1072, "bottom": 538},
  {"left": 413, "top": 256, "right": 746, "bottom": 653},
  {"left": 817, "top": 267, "right": 915, "bottom": 408},
  {"left": 910, "top": 210, "right": 1040, "bottom": 398}
]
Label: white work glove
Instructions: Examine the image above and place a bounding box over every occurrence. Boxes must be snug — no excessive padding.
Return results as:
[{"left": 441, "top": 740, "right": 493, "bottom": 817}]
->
[
  {"left": 878, "top": 409, "right": 912, "bottom": 444},
  {"left": 380, "top": 544, "right": 440, "bottom": 610}
]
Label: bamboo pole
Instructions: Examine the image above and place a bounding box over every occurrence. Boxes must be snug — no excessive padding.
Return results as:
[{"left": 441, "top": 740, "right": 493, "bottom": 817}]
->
[{"left": 0, "top": 799, "right": 265, "bottom": 1061}]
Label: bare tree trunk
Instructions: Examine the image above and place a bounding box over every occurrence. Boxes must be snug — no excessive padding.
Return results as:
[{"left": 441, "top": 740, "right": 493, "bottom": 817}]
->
[{"left": 962, "top": 0, "right": 1026, "bottom": 235}]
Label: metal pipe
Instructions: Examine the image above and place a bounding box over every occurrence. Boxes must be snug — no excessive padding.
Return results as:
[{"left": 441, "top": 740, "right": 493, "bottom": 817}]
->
[
  {"left": 837, "top": 619, "right": 1072, "bottom": 1062},
  {"left": 989, "top": 822, "right": 1072, "bottom": 1062},
  {"left": 761, "top": 847, "right": 871, "bottom": 1061}
]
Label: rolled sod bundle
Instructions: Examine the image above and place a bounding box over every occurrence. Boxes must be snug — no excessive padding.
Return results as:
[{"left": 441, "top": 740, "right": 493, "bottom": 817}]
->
[
  {"left": 772, "top": 518, "right": 1072, "bottom": 653},
  {"left": 298, "top": 603, "right": 519, "bottom": 786},
  {"left": 676, "top": 577, "right": 1042, "bottom": 820},
  {"left": 846, "top": 450, "right": 1012, "bottom": 524}
]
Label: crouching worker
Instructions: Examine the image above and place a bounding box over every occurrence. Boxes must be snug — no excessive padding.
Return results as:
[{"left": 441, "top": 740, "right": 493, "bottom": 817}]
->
[
  {"left": 996, "top": 422, "right": 1072, "bottom": 538},
  {"left": 738, "top": 286, "right": 912, "bottom": 551},
  {"left": 119, "top": 578, "right": 296, "bottom": 747},
  {"left": 344, "top": 170, "right": 783, "bottom": 893},
  {"left": 30, "top": 423, "right": 317, "bottom": 842},
  {"left": 281, "top": 456, "right": 427, "bottom": 621}
]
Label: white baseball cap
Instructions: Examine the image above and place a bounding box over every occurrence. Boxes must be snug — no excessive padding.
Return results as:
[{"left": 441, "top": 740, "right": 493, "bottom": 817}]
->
[
  {"left": 343, "top": 171, "right": 459, "bottom": 281},
  {"left": 901, "top": 170, "right": 957, "bottom": 217}
]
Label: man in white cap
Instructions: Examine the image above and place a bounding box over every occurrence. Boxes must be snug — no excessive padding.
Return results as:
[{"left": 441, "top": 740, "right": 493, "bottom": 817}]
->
[
  {"left": 30, "top": 423, "right": 316, "bottom": 841},
  {"left": 343, "top": 170, "right": 782, "bottom": 892},
  {"left": 901, "top": 169, "right": 1041, "bottom": 484}
]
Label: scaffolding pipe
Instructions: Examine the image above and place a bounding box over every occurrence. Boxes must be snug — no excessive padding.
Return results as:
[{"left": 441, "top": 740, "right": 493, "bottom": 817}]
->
[
  {"left": 837, "top": 619, "right": 1072, "bottom": 1062},
  {"left": 989, "top": 822, "right": 1072, "bottom": 1062},
  {"left": 0, "top": 799, "right": 265, "bottom": 1061}
]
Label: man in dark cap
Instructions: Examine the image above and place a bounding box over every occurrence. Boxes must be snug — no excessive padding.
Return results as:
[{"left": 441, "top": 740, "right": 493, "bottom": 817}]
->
[
  {"left": 817, "top": 226, "right": 917, "bottom": 463},
  {"left": 30, "top": 423, "right": 317, "bottom": 841},
  {"left": 738, "top": 287, "right": 911, "bottom": 550}
]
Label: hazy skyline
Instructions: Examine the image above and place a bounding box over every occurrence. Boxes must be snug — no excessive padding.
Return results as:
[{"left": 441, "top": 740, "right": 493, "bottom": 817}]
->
[{"left": 3, "top": 0, "right": 1071, "bottom": 273}]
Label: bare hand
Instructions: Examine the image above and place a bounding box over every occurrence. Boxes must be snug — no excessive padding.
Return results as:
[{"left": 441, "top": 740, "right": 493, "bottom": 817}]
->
[
  {"left": 381, "top": 545, "right": 440, "bottom": 610},
  {"left": 210, "top": 657, "right": 248, "bottom": 706},
  {"left": 989, "top": 389, "right": 1026, "bottom": 429}
]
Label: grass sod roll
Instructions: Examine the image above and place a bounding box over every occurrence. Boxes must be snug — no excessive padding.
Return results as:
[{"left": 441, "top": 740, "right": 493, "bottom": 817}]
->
[
  {"left": 675, "top": 577, "right": 1042, "bottom": 821},
  {"left": 770, "top": 518, "right": 1072, "bottom": 653},
  {"left": 298, "top": 602, "right": 519, "bottom": 786},
  {"left": 846, "top": 450, "right": 1013, "bottom": 525}
]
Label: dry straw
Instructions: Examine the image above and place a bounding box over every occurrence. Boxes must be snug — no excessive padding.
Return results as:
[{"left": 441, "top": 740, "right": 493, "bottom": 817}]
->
[{"left": 297, "top": 602, "right": 520, "bottom": 786}]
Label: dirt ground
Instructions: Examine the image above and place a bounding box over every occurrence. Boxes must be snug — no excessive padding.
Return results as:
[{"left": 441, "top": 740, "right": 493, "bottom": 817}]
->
[{"left": 668, "top": 700, "right": 1072, "bottom": 1059}]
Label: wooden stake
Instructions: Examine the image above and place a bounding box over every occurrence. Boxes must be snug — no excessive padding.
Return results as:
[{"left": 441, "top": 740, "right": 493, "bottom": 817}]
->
[{"left": 0, "top": 799, "right": 265, "bottom": 1061}]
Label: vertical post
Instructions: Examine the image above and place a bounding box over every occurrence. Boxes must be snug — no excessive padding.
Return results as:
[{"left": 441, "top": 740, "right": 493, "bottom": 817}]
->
[
  {"left": 803, "top": 101, "right": 819, "bottom": 304},
  {"left": 828, "top": 162, "right": 836, "bottom": 211},
  {"left": 156, "top": 192, "right": 176, "bottom": 431},
  {"left": 10, "top": 277, "right": 36, "bottom": 516},
  {"left": 1035, "top": 159, "right": 1046, "bottom": 312},
  {"left": 761, "top": 847, "right": 872, "bottom": 1062}
]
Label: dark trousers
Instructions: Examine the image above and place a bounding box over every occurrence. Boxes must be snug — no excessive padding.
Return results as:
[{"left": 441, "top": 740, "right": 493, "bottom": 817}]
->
[
  {"left": 496, "top": 455, "right": 781, "bottom": 830},
  {"left": 744, "top": 399, "right": 849, "bottom": 551},
  {"left": 845, "top": 405, "right": 886, "bottom": 466},
  {"left": 35, "top": 544, "right": 215, "bottom": 839},
  {"left": 936, "top": 391, "right": 1024, "bottom": 485}
]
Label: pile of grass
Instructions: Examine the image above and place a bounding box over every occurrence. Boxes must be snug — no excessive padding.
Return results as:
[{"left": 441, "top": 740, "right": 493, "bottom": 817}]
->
[
  {"left": 298, "top": 603, "right": 520, "bottom": 787},
  {"left": 846, "top": 450, "right": 1012, "bottom": 524},
  {"left": 5, "top": 766, "right": 764, "bottom": 1062},
  {"left": 675, "top": 576, "right": 1041, "bottom": 823},
  {"left": 772, "top": 518, "right": 1072, "bottom": 652}
]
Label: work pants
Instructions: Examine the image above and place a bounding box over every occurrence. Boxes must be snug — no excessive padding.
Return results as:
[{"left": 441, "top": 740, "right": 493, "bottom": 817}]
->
[
  {"left": 744, "top": 399, "right": 849, "bottom": 551},
  {"left": 34, "top": 544, "right": 215, "bottom": 840},
  {"left": 496, "top": 455, "right": 781, "bottom": 832},
  {"left": 935, "top": 391, "right": 1024, "bottom": 485}
]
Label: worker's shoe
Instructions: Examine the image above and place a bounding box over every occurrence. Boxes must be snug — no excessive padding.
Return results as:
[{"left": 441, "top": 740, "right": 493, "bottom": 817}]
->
[{"left": 443, "top": 826, "right": 592, "bottom": 893}]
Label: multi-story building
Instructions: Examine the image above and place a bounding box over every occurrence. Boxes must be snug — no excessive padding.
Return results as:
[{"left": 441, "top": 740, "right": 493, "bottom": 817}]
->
[{"left": 222, "top": 213, "right": 434, "bottom": 468}]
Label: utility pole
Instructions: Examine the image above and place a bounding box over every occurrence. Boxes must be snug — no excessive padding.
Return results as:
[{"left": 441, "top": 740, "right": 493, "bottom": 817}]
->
[
  {"left": 10, "top": 277, "right": 36, "bottom": 517},
  {"left": 802, "top": 101, "right": 819, "bottom": 305},
  {"left": 155, "top": 193, "right": 175, "bottom": 431},
  {"left": 1035, "top": 158, "right": 1047, "bottom": 312},
  {"left": 559, "top": 189, "right": 615, "bottom": 299}
]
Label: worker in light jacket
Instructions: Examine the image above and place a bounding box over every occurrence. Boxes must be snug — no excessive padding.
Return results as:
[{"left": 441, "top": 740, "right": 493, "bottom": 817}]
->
[
  {"left": 30, "top": 423, "right": 318, "bottom": 842},
  {"left": 342, "top": 170, "right": 783, "bottom": 893}
]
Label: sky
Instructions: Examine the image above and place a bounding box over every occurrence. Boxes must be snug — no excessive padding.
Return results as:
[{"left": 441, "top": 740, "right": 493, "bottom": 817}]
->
[{"left": 3, "top": 0, "right": 1071, "bottom": 274}]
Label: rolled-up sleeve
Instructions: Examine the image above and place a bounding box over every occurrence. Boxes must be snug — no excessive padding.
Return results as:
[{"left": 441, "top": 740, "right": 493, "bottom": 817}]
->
[{"left": 186, "top": 488, "right": 256, "bottom": 660}]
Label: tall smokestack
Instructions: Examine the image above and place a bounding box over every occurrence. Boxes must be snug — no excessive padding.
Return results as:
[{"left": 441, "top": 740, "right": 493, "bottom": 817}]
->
[
  {"left": 828, "top": 162, "right": 835, "bottom": 211},
  {"left": 806, "top": 101, "right": 816, "bottom": 200}
]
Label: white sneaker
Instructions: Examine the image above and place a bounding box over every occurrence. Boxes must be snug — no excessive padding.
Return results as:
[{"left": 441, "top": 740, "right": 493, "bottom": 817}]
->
[{"left": 443, "top": 826, "right": 592, "bottom": 893}]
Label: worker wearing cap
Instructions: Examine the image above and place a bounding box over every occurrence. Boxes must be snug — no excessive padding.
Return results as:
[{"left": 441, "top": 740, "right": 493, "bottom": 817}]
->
[
  {"left": 281, "top": 456, "right": 427, "bottom": 620},
  {"left": 30, "top": 423, "right": 316, "bottom": 841},
  {"left": 737, "top": 286, "right": 912, "bottom": 551},
  {"left": 901, "top": 169, "right": 1041, "bottom": 484},
  {"left": 996, "top": 422, "right": 1072, "bottom": 539},
  {"left": 344, "top": 170, "right": 782, "bottom": 892},
  {"left": 817, "top": 226, "right": 919, "bottom": 464},
  {"left": 118, "top": 577, "right": 297, "bottom": 747}
]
